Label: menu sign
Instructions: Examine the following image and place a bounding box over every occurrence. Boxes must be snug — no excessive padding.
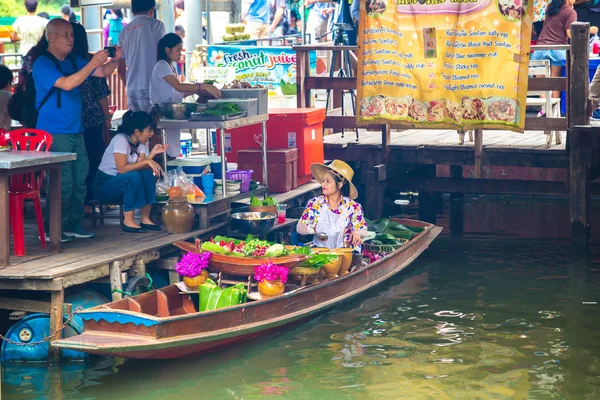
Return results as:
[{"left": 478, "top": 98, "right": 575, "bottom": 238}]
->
[{"left": 356, "top": 0, "right": 533, "bottom": 131}]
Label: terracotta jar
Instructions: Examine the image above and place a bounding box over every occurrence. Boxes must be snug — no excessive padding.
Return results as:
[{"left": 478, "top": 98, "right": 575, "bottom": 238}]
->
[
  {"left": 334, "top": 248, "right": 353, "bottom": 276},
  {"left": 258, "top": 280, "right": 285, "bottom": 298},
  {"left": 182, "top": 270, "right": 209, "bottom": 291},
  {"left": 162, "top": 197, "right": 195, "bottom": 234}
]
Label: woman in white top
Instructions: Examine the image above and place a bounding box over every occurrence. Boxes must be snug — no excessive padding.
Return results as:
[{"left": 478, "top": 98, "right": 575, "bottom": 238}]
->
[
  {"left": 150, "top": 33, "right": 221, "bottom": 158},
  {"left": 94, "top": 111, "right": 168, "bottom": 233}
]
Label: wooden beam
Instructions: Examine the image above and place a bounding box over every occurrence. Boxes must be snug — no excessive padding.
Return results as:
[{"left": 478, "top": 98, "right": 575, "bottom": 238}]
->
[
  {"left": 293, "top": 45, "right": 358, "bottom": 52},
  {"left": 388, "top": 177, "right": 570, "bottom": 197},
  {"left": 569, "top": 22, "right": 590, "bottom": 128},
  {"left": 48, "top": 290, "right": 64, "bottom": 362},
  {"left": 0, "top": 297, "right": 50, "bottom": 313},
  {"left": 305, "top": 77, "right": 357, "bottom": 90},
  {"left": 569, "top": 125, "right": 600, "bottom": 148},
  {"left": 524, "top": 117, "right": 567, "bottom": 131},
  {"left": 474, "top": 129, "right": 483, "bottom": 178},
  {"left": 527, "top": 77, "right": 567, "bottom": 91}
]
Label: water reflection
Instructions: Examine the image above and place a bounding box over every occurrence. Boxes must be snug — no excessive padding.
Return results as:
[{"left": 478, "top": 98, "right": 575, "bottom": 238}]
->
[{"left": 3, "top": 196, "right": 600, "bottom": 399}]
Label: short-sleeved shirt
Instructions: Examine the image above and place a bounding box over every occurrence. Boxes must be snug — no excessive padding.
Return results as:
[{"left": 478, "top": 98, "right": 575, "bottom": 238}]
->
[
  {"left": 537, "top": 5, "right": 577, "bottom": 45},
  {"left": 246, "top": 0, "right": 270, "bottom": 24},
  {"left": 81, "top": 76, "right": 111, "bottom": 129},
  {"left": 32, "top": 54, "right": 88, "bottom": 134},
  {"left": 12, "top": 15, "right": 48, "bottom": 56},
  {"left": 269, "top": 0, "right": 287, "bottom": 28},
  {"left": 98, "top": 133, "right": 149, "bottom": 176},
  {"left": 300, "top": 195, "right": 367, "bottom": 250},
  {"left": 150, "top": 60, "right": 184, "bottom": 105},
  {"left": 118, "top": 15, "right": 166, "bottom": 93}
]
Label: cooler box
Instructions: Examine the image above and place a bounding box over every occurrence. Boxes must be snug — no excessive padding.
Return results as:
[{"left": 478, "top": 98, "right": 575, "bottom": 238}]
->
[
  {"left": 219, "top": 108, "right": 326, "bottom": 185},
  {"left": 238, "top": 148, "right": 298, "bottom": 193}
]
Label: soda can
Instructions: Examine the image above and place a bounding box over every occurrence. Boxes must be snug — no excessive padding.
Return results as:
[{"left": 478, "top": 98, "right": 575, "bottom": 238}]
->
[{"left": 180, "top": 140, "right": 187, "bottom": 158}]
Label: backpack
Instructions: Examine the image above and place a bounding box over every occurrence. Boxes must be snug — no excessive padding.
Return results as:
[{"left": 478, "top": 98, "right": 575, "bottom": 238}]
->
[{"left": 8, "top": 52, "right": 78, "bottom": 128}]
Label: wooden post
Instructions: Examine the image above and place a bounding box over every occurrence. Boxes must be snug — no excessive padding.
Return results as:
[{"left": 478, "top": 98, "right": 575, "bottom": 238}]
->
[
  {"left": 365, "top": 170, "right": 384, "bottom": 220},
  {"left": 296, "top": 49, "right": 307, "bottom": 108},
  {"left": 450, "top": 165, "right": 464, "bottom": 235},
  {"left": 48, "top": 166, "right": 62, "bottom": 253},
  {"left": 110, "top": 261, "right": 123, "bottom": 301},
  {"left": 569, "top": 23, "right": 591, "bottom": 246},
  {"left": 473, "top": 129, "right": 483, "bottom": 178},
  {"left": 382, "top": 124, "right": 391, "bottom": 163},
  {"left": 130, "top": 259, "right": 146, "bottom": 277},
  {"left": 48, "top": 290, "right": 64, "bottom": 363}
]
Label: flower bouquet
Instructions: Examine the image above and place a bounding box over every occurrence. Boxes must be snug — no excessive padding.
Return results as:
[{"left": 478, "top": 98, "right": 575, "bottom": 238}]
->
[
  {"left": 254, "top": 261, "right": 289, "bottom": 298},
  {"left": 176, "top": 251, "right": 211, "bottom": 290}
]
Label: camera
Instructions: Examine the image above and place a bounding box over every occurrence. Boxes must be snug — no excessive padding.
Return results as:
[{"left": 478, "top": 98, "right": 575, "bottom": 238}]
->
[{"left": 104, "top": 46, "right": 116, "bottom": 58}]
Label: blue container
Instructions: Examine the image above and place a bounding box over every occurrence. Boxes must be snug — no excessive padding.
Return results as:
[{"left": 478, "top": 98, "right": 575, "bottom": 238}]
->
[{"left": 201, "top": 173, "right": 215, "bottom": 194}]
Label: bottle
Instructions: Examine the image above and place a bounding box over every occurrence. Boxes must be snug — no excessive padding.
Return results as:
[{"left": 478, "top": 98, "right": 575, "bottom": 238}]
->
[{"left": 593, "top": 36, "right": 600, "bottom": 55}]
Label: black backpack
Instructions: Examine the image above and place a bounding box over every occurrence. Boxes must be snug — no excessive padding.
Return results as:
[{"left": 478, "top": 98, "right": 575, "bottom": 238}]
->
[{"left": 8, "top": 52, "right": 78, "bottom": 128}]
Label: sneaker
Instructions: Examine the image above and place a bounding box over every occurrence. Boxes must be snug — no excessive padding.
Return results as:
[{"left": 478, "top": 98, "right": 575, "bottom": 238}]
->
[
  {"left": 39, "top": 233, "right": 72, "bottom": 243},
  {"left": 592, "top": 109, "right": 600, "bottom": 120},
  {"left": 64, "top": 228, "right": 95, "bottom": 239}
]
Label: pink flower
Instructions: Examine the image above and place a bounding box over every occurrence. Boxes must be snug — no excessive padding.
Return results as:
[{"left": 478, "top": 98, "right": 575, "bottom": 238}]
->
[
  {"left": 254, "top": 261, "right": 289, "bottom": 284},
  {"left": 175, "top": 252, "right": 211, "bottom": 277}
]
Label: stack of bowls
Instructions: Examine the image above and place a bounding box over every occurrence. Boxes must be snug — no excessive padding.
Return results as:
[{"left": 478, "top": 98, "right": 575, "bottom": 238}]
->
[{"left": 214, "top": 179, "right": 241, "bottom": 195}]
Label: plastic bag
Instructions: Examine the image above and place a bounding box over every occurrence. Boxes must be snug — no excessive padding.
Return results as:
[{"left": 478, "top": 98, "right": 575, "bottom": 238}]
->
[{"left": 156, "top": 176, "right": 170, "bottom": 194}]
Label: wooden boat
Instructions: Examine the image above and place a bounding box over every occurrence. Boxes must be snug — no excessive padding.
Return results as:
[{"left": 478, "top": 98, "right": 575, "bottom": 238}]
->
[{"left": 52, "top": 219, "right": 442, "bottom": 359}]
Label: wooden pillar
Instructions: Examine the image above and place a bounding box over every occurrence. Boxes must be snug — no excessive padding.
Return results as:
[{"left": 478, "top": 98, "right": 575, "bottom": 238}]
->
[
  {"left": 332, "top": 49, "right": 342, "bottom": 109},
  {"left": 382, "top": 124, "right": 391, "bottom": 163},
  {"left": 365, "top": 170, "right": 385, "bottom": 220},
  {"left": 130, "top": 259, "right": 146, "bottom": 277},
  {"left": 449, "top": 165, "right": 464, "bottom": 235},
  {"left": 110, "top": 261, "right": 123, "bottom": 302},
  {"left": 418, "top": 165, "right": 437, "bottom": 224},
  {"left": 48, "top": 290, "right": 64, "bottom": 363},
  {"left": 473, "top": 129, "right": 483, "bottom": 179},
  {"left": 295, "top": 49, "right": 310, "bottom": 108},
  {"left": 569, "top": 22, "right": 591, "bottom": 245}
]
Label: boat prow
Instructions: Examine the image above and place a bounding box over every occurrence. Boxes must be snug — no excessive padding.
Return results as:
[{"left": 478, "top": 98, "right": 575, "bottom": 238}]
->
[{"left": 53, "top": 219, "right": 442, "bottom": 359}]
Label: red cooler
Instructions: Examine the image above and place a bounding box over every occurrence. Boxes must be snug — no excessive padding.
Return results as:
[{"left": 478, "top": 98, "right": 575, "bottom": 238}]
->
[
  {"left": 219, "top": 108, "right": 326, "bottom": 185},
  {"left": 238, "top": 148, "right": 298, "bottom": 193}
]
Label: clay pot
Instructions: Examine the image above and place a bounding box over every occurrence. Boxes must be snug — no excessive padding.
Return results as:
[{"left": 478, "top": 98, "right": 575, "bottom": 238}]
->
[
  {"left": 321, "top": 254, "right": 342, "bottom": 279},
  {"left": 162, "top": 197, "right": 195, "bottom": 234},
  {"left": 258, "top": 280, "right": 285, "bottom": 298},
  {"left": 182, "top": 270, "right": 209, "bottom": 291},
  {"left": 334, "top": 248, "right": 353, "bottom": 276}
]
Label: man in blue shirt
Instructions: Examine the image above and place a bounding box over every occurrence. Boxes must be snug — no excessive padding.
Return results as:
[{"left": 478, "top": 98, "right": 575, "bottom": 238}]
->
[
  {"left": 33, "top": 18, "right": 120, "bottom": 241},
  {"left": 242, "top": 0, "right": 270, "bottom": 39}
]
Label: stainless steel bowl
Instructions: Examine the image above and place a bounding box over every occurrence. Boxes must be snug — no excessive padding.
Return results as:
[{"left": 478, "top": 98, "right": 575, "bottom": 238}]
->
[
  {"left": 155, "top": 103, "right": 198, "bottom": 120},
  {"left": 230, "top": 212, "right": 276, "bottom": 235}
]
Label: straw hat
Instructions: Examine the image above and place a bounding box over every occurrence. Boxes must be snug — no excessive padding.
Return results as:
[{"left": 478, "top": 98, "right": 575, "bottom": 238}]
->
[{"left": 310, "top": 160, "right": 358, "bottom": 200}]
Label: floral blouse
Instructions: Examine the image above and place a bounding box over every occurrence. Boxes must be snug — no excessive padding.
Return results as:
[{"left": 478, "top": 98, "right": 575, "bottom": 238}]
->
[
  {"left": 533, "top": 0, "right": 550, "bottom": 23},
  {"left": 300, "top": 195, "right": 367, "bottom": 250}
]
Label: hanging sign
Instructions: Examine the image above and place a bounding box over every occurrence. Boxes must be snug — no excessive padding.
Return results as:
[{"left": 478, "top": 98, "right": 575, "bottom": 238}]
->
[
  {"left": 356, "top": 0, "right": 533, "bottom": 131},
  {"left": 207, "top": 45, "right": 316, "bottom": 97}
]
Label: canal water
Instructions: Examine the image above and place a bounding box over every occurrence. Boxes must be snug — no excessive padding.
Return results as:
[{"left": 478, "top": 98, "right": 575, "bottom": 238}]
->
[{"left": 3, "top": 195, "right": 600, "bottom": 399}]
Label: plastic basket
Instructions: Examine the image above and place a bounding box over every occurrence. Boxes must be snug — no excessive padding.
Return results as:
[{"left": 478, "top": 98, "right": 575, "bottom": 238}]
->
[{"left": 226, "top": 170, "right": 253, "bottom": 192}]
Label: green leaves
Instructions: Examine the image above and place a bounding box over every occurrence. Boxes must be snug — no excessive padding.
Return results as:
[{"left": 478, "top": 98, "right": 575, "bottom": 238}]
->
[{"left": 298, "top": 253, "right": 339, "bottom": 269}]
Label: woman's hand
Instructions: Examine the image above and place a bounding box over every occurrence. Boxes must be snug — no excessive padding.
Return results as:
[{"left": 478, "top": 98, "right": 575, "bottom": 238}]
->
[
  {"left": 150, "top": 143, "right": 169, "bottom": 158},
  {"left": 199, "top": 83, "right": 222, "bottom": 99},
  {"left": 146, "top": 159, "right": 163, "bottom": 176},
  {"left": 350, "top": 231, "right": 362, "bottom": 247}
]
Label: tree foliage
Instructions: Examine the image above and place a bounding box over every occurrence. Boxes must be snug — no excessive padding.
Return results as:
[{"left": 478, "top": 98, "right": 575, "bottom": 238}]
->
[{"left": 0, "top": 0, "right": 65, "bottom": 19}]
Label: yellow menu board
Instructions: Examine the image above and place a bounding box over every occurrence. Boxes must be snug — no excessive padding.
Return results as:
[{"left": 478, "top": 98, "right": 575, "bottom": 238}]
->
[{"left": 356, "top": 0, "right": 533, "bottom": 132}]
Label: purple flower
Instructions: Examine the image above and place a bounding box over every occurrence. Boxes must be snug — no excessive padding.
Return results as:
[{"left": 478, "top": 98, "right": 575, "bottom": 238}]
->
[
  {"left": 175, "top": 252, "right": 211, "bottom": 277},
  {"left": 254, "top": 261, "right": 289, "bottom": 284}
]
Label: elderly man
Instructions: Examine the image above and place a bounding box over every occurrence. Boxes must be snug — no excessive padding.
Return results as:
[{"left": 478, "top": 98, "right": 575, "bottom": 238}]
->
[
  {"left": 33, "top": 18, "right": 121, "bottom": 242},
  {"left": 118, "top": 0, "right": 166, "bottom": 112}
]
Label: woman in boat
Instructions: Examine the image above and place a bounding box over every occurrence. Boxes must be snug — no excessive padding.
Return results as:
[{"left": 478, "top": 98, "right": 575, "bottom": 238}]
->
[
  {"left": 150, "top": 33, "right": 221, "bottom": 158},
  {"left": 94, "top": 110, "right": 168, "bottom": 233},
  {"left": 296, "top": 160, "right": 368, "bottom": 250}
]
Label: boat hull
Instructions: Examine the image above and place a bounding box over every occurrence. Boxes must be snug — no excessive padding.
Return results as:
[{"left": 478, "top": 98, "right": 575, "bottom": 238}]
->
[{"left": 53, "top": 220, "right": 441, "bottom": 359}]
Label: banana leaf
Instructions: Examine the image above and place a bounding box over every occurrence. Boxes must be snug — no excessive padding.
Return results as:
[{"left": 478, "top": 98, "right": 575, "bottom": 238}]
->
[
  {"left": 201, "top": 242, "right": 230, "bottom": 254},
  {"left": 199, "top": 279, "right": 248, "bottom": 311}
]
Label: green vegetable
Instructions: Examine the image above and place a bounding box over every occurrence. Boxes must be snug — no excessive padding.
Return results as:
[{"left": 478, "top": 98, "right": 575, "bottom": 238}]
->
[
  {"left": 265, "top": 243, "right": 286, "bottom": 257},
  {"left": 262, "top": 196, "right": 278, "bottom": 206},
  {"left": 298, "top": 253, "right": 339, "bottom": 269},
  {"left": 201, "top": 242, "right": 229, "bottom": 254},
  {"left": 203, "top": 103, "right": 242, "bottom": 116},
  {"left": 250, "top": 196, "right": 263, "bottom": 207},
  {"left": 290, "top": 245, "right": 312, "bottom": 255}
]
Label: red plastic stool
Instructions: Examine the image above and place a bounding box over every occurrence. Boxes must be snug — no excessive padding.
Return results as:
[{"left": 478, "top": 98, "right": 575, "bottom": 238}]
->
[{"left": 8, "top": 129, "right": 53, "bottom": 256}]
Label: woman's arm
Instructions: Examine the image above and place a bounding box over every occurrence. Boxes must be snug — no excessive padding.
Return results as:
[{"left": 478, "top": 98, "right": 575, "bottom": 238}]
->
[
  {"left": 114, "top": 153, "right": 151, "bottom": 174},
  {"left": 163, "top": 74, "right": 201, "bottom": 93}
]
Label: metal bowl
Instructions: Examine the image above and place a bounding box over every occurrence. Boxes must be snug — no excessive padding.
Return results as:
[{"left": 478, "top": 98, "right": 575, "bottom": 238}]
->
[
  {"left": 230, "top": 212, "right": 276, "bottom": 235},
  {"left": 155, "top": 103, "right": 198, "bottom": 120}
]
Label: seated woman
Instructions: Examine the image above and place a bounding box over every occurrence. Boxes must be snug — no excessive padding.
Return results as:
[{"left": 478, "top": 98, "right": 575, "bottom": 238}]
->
[
  {"left": 94, "top": 111, "right": 168, "bottom": 233},
  {"left": 296, "top": 160, "right": 368, "bottom": 250},
  {"left": 150, "top": 33, "right": 221, "bottom": 158}
]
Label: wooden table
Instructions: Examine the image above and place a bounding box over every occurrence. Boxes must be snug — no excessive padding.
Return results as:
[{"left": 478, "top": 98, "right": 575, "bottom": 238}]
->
[{"left": 0, "top": 151, "right": 76, "bottom": 267}]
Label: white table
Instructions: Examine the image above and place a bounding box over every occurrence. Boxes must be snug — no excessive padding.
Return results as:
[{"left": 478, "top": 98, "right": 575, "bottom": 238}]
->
[{"left": 157, "top": 114, "right": 269, "bottom": 196}]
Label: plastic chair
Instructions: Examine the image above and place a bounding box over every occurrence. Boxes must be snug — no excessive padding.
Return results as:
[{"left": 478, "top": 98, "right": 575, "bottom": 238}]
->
[
  {"left": 0, "top": 128, "right": 10, "bottom": 147},
  {"left": 8, "top": 129, "right": 53, "bottom": 257}
]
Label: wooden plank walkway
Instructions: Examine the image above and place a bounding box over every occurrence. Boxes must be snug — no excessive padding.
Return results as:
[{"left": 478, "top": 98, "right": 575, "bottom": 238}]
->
[{"left": 324, "top": 129, "right": 567, "bottom": 152}]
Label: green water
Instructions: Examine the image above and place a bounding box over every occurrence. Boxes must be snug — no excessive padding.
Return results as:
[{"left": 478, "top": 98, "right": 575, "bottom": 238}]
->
[{"left": 3, "top": 196, "right": 600, "bottom": 399}]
